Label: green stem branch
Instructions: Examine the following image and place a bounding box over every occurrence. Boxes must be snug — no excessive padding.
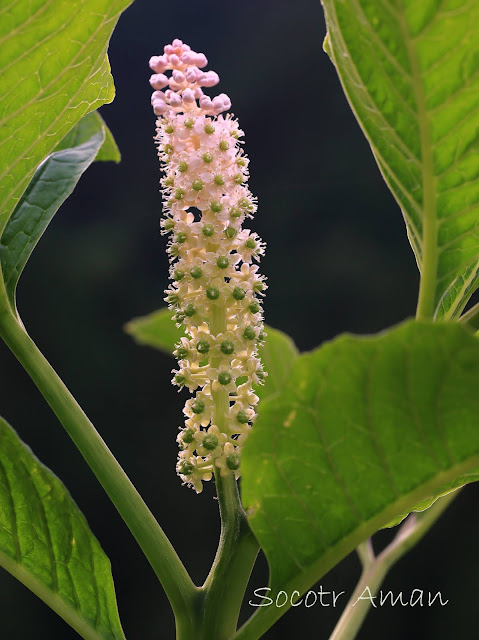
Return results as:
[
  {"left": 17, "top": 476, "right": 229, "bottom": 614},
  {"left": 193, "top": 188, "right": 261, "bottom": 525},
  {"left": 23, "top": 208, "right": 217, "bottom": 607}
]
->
[
  {"left": 0, "top": 303, "right": 198, "bottom": 632},
  {"left": 328, "top": 491, "right": 457, "bottom": 640}
]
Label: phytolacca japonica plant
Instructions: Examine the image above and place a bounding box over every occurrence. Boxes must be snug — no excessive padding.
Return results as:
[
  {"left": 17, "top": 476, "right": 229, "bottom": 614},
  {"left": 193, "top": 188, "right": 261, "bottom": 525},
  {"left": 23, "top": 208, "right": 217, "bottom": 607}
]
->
[{"left": 1, "top": 5, "right": 479, "bottom": 640}]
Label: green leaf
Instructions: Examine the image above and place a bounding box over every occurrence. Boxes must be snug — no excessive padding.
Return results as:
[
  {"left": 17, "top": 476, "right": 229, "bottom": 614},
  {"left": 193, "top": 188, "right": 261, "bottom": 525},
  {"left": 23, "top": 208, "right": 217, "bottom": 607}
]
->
[
  {"left": 0, "top": 112, "right": 110, "bottom": 311},
  {"left": 257, "top": 326, "right": 299, "bottom": 399},
  {"left": 241, "top": 321, "right": 479, "bottom": 627},
  {"left": 0, "top": 416, "right": 125, "bottom": 640},
  {"left": 56, "top": 111, "right": 121, "bottom": 163},
  {"left": 322, "top": 0, "right": 479, "bottom": 320},
  {"left": 0, "top": 0, "right": 133, "bottom": 234},
  {"left": 125, "top": 308, "right": 187, "bottom": 356},
  {"left": 125, "top": 308, "right": 299, "bottom": 399}
]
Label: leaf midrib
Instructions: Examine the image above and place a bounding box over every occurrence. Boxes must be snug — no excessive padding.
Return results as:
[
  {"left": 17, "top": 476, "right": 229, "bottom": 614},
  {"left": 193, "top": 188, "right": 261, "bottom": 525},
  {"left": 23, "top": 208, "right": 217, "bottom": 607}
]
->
[{"left": 395, "top": 4, "right": 437, "bottom": 320}]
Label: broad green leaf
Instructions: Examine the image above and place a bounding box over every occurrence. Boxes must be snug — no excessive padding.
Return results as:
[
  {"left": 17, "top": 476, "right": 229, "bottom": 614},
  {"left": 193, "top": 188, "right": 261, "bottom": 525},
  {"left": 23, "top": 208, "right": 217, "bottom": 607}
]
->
[
  {"left": 0, "top": 112, "right": 113, "bottom": 311},
  {"left": 241, "top": 321, "right": 479, "bottom": 627},
  {"left": 322, "top": 0, "right": 479, "bottom": 320},
  {"left": 125, "top": 308, "right": 299, "bottom": 399},
  {"left": 0, "top": 0, "right": 133, "bottom": 233},
  {"left": 0, "top": 416, "right": 125, "bottom": 640}
]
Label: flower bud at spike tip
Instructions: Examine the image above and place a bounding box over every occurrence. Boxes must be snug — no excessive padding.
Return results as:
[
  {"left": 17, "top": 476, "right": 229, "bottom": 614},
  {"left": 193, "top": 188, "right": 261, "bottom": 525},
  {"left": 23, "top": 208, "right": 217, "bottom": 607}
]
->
[{"left": 151, "top": 39, "right": 266, "bottom": 491}]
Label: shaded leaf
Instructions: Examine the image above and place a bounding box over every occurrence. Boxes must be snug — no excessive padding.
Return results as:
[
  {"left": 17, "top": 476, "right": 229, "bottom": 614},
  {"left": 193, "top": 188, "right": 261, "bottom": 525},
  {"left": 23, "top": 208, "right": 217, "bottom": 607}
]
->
[
  {"left": 0, "top": 416, "right": 125, "bottom": 639},
  {"left": 0, "top": 113, "right": 111, "bottom": 311},
  {"left": 0, "top": 0, "right": 133, "bottom": 233},
  {"left": 56, "top": 111, "right": 120, "bottom": 163},
  {"left": 241, "top": 321, "right": 479, "bottom": 625},
  {"left": 125, "top": 307, "right": 299, "bottom": 399},
  {"left": 323, "top": 0, "right": 479, "bottom": 319}
]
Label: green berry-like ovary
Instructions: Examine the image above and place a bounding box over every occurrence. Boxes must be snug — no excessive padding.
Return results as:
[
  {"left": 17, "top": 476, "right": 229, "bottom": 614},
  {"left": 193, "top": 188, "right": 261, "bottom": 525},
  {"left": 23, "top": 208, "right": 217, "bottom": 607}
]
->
[
  {"left": 206, "top": 286, "right": 220, "bottom": 300},
  {"left": 226, "top": 454, "right": 240, "bottom": 470},
  {"left": 210, "top": 200, "right": 223, "bottom": 213},
  {"left": 218, "top": 371, "right": 232, "bottom": 385},
  {"left": 178, "top": 461, "right": 193, "bottom": 475},
  {"left": 220, "top": 340, "right": 235, "bottom": 355},
  {"left": 182, "top": 428, "right": 195, "bottom": 443},
  {"left": 236, "top": 410, "right": 249, "bottom": 424},
  {"left": 191, "top": 399, "right": 205, "bottom": 414},
  {"left": 217, "top": 256, "right": 229, "bottom": 269},
  {"left": 197, "top": 340, "right": 210, "bottom": 354},
  {"left": 233, "top": 286, "right": 246, "bottom": 300},
  {"left": 202, "top": 434, "right": 218, "bottom": 450},
  {"left": 244, "top": 326, "right": 256, "bottom": 340},
  {"left": 176, "top": 347, "right": 188, "bottom": 359},
  {"left": 202, "top": 224, "right": 215, "bottom": 237},
  {"left": 225, "top": 227, "right": 237, "bottom": 239},
  {"left": 176, "top": 231, "right": 187, "bottom": 243},
  {"left": 190, "top": 266, "right": 202, "bottom": 279}
]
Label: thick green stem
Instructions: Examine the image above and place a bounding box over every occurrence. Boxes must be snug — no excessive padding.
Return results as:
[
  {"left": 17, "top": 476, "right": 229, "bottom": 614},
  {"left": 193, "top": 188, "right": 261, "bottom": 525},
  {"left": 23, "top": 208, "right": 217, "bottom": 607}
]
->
[
  {"left": 328, "top": 491, "right": 457, "bottom": 640},
  {"left": 197, "top": 301, "right": 259, "bottom": 638},
  {"left": 200, "top": 473, "right": 259, "bottom": 639},
  {"left": 0, "top": 303, "right": 198, "bottom": 630}
]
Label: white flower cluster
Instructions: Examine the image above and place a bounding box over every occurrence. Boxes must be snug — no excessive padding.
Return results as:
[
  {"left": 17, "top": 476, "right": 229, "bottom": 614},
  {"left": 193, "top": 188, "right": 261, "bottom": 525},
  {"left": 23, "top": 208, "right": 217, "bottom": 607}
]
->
[{"left": 150, "top": 39, "right": 266, "bottom": 492}]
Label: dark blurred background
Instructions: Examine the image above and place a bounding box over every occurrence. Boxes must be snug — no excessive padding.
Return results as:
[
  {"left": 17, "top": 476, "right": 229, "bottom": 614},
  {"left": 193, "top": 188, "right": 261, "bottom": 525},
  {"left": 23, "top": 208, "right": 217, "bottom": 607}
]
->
[{"left": 1, "top": 0, "right": 478, "bottom": 638}]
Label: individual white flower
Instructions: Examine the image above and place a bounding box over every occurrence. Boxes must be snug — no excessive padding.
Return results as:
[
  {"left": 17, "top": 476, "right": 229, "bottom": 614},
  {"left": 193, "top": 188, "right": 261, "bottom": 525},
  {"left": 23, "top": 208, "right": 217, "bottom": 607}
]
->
[{"left": 214, "top": 442, "right": 241, "bottom": 478}]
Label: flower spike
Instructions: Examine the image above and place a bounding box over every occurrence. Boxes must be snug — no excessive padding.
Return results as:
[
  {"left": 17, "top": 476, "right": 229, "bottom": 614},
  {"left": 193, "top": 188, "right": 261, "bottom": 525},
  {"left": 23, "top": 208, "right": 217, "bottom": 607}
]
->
[{"left": 150, "top": 39, "right": 266, "bottom": 492}]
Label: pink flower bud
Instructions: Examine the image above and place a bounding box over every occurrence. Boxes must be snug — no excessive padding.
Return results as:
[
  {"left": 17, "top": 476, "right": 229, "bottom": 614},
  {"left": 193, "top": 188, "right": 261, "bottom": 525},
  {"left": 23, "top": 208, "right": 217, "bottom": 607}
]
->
[
  {"left": 169, "top": 92, "right": 182, "bottom": 107},
  {"left": 149, "top": 56, "right": 167, "bottom": 72},
  {"left": 181, "top": 51, "right": 195, "bottom": 64},
  {"left": 219, "top": 93, "right": 231, "bottom": 110},
  {"left": 164, "top": 44, "right": 173, "bottom": 54},
  {"left": 201, "top": 71, "right": 220, "bottom": 87},
  {"left": 153, "top": 99, "right": 168, "bottom": 115},
  {"left": 172, "top": 70, "right": 185, "bottom": 84},
  {"left": 170, "top": 54, "right": 180, "bottom": 67},
  {"left": 212, "top": 96, "right": 224, "bottom": 110},
  {"left": 172, "top": 38, "right": 183, "bottom": 48},
  {"left": 151, "top": 90, "right": 165, "bottom": 104},
  {"left": 185, "top": 68, "right": 197, "bottom": 83},
  {"left": 150, "top": 73, "right": 169, "bottom": 90},
  {"left": 199, "top": 95, "right": 213, "bottom": 110},
  {"left": 195, "top": 53, "right": 208, "bottom": 68},
  {"left": 182, "top": 88, "right": 195, "bottom": 104}
]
